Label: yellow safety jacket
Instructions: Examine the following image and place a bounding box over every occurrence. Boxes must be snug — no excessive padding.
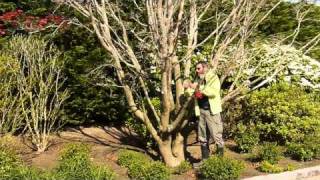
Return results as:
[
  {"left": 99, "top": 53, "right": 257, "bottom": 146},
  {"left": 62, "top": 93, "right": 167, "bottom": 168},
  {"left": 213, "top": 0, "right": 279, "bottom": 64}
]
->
[{"left": 186, "top": 69, "right": 222, "bottom": 116}]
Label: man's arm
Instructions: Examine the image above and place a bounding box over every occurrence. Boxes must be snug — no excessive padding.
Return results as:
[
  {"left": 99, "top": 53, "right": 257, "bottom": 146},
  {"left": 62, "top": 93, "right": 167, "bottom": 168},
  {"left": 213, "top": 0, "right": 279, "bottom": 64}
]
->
[
  {"left": 200, "top": 71, "right": 220, "bottom": 98},
  {"left": 183, "top": 80, "right": 197, "bottom": 96}
]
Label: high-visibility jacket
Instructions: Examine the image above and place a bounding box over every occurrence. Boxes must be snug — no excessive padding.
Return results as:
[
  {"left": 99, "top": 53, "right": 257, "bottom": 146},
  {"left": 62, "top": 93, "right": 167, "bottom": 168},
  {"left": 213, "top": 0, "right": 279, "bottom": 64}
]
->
[{"left": 186, "top": 69, "right": 222, "bottom": 116}]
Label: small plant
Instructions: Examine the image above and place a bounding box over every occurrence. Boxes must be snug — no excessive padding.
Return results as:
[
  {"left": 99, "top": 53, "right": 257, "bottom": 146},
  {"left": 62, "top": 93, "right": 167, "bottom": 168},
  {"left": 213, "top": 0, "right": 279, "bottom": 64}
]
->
[
  {"left": 200, "top": 156, "right": 245, "bottom": 180},
  {"left": 258, "top": 161, "right": 284, "bottom": 173},
  {"left": 0, "top": 146, "right": 21, "bottom": 179},
  {"left": 254, "top": 143, "right": 283, "bottom": 164},
  {"left": 286, "top": 133, "right": 320, "bottom": 161},
  {"left": 234, "top": 123, "right": 260, "bottom": 153},
  {"left": 0, "top": 145, "right": 49, "bottom": 179},
  {"left": 91, "top": 165, "right": 116, "bottom": 180},
  {"left": 118, "top": 150, "right": 170, "bottom": 180},
  {"left": 117, "top": 149, "right": 150, "bottom": 168},
  {"left": 286, "top": 164, "right": 296, "bottom": 171},
  {"left": 56, "top": 143, "right": 115, "bottom": 180},
  {"left": 128, "top": 161, "right": 170, "bottom": 180},
  {"left": 56, "top": 143, "right": 92, "bottom": 179},
  {"left": 286, "top": 143, "right": 314, "bottom": 161},
  {"left": 172, "top": 161, "right": 192, "bottom": 174}
]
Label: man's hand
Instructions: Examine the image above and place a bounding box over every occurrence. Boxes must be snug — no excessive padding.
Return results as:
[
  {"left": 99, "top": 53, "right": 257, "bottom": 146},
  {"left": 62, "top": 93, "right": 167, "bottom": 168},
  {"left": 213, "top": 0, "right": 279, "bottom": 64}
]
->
[
  {"left": 190, "top": 82, "right": 198, "bottom": 89},
  {"left": 183, "top": 80, "right": 198, "bottom": 89},
  {"left": 183, "top": 80, "right": 191, "bottom": 88},
  {"left": 194, "top": 90, "right": 203, "bottom": 99}
]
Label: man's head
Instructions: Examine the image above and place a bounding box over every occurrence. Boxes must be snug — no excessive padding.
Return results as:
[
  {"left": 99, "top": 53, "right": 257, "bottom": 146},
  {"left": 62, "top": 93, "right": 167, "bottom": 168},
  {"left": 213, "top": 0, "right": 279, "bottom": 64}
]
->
[{"left": 196, "top": 61, "right": 208, "bottom": 78}]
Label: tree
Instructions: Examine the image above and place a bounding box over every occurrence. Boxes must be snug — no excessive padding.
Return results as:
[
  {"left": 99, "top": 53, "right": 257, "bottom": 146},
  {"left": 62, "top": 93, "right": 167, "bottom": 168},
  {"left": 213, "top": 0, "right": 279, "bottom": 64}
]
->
[{"left": 59, "top": 0, "right": 283, "bottom": 167}]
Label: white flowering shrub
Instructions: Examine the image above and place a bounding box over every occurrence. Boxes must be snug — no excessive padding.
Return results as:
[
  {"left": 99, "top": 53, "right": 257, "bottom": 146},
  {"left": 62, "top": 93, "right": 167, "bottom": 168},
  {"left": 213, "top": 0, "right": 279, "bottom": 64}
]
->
[{"left": 193, "top": 41, "right": 320, "bottom": 92}]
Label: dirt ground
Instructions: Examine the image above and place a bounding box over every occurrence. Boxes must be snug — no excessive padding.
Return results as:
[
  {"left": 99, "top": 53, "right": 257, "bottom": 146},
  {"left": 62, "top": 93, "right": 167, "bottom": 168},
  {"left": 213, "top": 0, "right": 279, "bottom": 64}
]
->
[{"left": 3, "top": 126, "right": 320, "bottom": 180}]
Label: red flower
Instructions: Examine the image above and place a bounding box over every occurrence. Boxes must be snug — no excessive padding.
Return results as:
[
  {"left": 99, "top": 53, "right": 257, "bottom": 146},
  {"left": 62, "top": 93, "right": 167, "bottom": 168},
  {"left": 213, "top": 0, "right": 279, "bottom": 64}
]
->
[
  {"left": 38, "top": 18, "right": 48, "bottom": 27},
  {"left": 16, "top": 9, "right": 23, "bottom": 14},
  {"left": 0, "top": 29, "right": 6, "bottom": 35},
  {"left": 53, "top": 16, "right": 63, "bottom": 24},
  {"left": 0, "top": 11, "right": 19, "bottom": 21}
]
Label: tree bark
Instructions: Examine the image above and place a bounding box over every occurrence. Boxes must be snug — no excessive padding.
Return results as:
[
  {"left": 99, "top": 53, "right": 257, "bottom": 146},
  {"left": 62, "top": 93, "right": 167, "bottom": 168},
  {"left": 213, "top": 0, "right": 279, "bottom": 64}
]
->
[{"left": 158, "top": 137, "right": 185, "bottom": 167}]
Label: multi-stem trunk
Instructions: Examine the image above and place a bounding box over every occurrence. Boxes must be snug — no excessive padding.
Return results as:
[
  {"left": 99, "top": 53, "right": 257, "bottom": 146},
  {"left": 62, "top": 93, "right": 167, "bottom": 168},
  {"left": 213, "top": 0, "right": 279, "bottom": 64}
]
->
[{"left": 158, "top": 133, "right": 185, "bottom": 167}]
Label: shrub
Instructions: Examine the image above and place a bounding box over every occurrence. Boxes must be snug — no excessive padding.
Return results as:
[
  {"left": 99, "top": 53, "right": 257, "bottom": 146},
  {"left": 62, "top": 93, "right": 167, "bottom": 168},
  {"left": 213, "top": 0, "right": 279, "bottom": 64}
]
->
[
  {"left": 0, "top": 146, "right": 21, "bottom": 179},
  {"left": 0, "top": 145, "right": 50, "bottom": 180},
  {"left": 10, "top": 166, "right": 49, "bottom": 180},
  {"left": 117, "top": 149, "right": 150, "bottom": 168},
  {"left": 258, "top": 161, "right": 284, "bottom": 173},
  {"left": 286, "top": 132, "right": 320, "bottom": 161},
  {"left": 222, "top": 99, "right": 246, "bottom": 138},
  {"left": 4, "top": 36, "right": 69, "bottom": 152},
  {"left": 244, "top": 82, "right": 320, "bottom": 144},
  {"left": 56, "top": 143, "right": 115, "bottom": 180},
  {"left": 53, "top": 26, "right": 129, "bottom": 126},
  {"left": 56, "top": 143, "right": 91, "bottom": 179},
  {"left": 128, "top": 161, "right": 170, "bottom": 180},
  {"left": 0, "top": 55, "right": 23, "bottom": 134},
  {"left": 254, "top": 143, "right": 283, "bottom": 164},
  {"left": 172, "top": 161, "right": 192, "bottom": 174},
  {"left": 118, "top": 150, "right": 170, "bottom": 180},
  {"left": 234, "top": 123, "right": 260, "bottom": 153},
  {"left": 146, "top": 161, "right": 170, "bottom": 180},
  {"left": 91, "top": 166, "right": 116, "bottom": 180},
  {"left": 200, "top": 156, "right": 245, "bottom": 180},
  {"left": 124, "top": 116, "right": 155, "bottom": 148},
  {"left": 286, "top": 143, "right": 314, "bottom": 161}
]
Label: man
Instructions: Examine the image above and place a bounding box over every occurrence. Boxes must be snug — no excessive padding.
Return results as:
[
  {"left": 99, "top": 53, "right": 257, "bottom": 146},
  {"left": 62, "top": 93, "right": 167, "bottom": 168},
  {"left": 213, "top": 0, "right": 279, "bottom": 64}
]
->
[{"left": 184, "top": 61, "right": 225, "bottom": 162}]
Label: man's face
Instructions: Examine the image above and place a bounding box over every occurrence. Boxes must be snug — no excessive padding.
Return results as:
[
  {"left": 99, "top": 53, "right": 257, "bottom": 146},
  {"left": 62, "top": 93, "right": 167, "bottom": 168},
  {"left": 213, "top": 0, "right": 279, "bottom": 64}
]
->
[{"left": 196, "top": 64, "right": 206, "bottom": 77}]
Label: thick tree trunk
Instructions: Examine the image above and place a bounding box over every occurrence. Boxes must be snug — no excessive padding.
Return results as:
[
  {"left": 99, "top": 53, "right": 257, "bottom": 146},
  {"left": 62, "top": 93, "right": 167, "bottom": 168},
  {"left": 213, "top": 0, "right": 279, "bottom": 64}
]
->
[
  {"left": 158, "top": 136, "right": 185, "bottom": 167},
  {"left": 172, "top": 133, "right": 185, "bottom": 160}
]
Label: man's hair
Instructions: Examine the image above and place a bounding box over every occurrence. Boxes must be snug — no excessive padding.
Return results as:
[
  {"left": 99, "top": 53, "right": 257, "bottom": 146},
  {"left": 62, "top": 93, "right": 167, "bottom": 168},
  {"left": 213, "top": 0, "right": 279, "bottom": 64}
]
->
[{"left": 196, "top": 61, "right": 208, "bottom": 67}]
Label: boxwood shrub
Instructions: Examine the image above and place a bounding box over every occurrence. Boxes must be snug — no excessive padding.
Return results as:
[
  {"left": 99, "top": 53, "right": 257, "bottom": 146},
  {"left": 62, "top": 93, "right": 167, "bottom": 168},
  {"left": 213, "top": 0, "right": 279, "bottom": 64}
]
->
[{"left": 199, "top": 156, "right": 244, "bottom": 180}]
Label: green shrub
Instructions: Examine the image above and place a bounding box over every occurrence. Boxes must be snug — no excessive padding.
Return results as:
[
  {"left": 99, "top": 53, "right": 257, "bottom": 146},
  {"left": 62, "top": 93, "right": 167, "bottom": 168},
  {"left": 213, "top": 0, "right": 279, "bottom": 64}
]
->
[
  {"left": 10, "top": 166, "right": 51, "bottom": 180},
  {"left": 172, "top": 161, "right": 192, "bottom": 174},
  {"left": 234, "top": 123, "right": 260, "bottom": 153},
  {"left": 222, "top": 99, "right": 246, "bottom": 138},
  {"left": 124, "top": 116, "right": 155, "bottom": 148},
  {"left": 117, "top": 149, "right": 150, "bottom": 168},
  {"left": 53, "top": 26, "right": 129, "bottom": 126},
  {"left": 56, "top": 143, "right": 115, "bottom": 180},
  {"left": 56, "top": 143, "right": 92, "bottom": 179},
  {"left": 244, "top": 82, "right": 320, "bottom": 143},
  {"left": 258, "top": 161, "right": 284, "bottom": 173},
  {"left": 258, "top": 161, "right": 295, "bottom": 173},
  {"left": 286, "top": 133, "right": 320, "bottom": 161},
  {"left": 255, "top": 143, "right": 283, "bottom": 164},
  {"left": 146, "top": 161, "right": 170, "bottom": 180},
  {"left": 128, "top": 161, "right": 170, "bottom": 180},
  {"left": 91, "top": 166, "right": 116, "bottom": 180},
  {"left": 118, "top": 150, "right": 170, "bottom": 180},
  {"left": 200, "top": 156, "right": 245, "bottom": 180},
  {"left": 0, "top": 146, "right": 50, "bottom": 180},
  {"left": 286, "top": 143, "right": 314, "bottom": 161},
  {"left": 0, "top": 146, "right": 21, "bottom": 179}
]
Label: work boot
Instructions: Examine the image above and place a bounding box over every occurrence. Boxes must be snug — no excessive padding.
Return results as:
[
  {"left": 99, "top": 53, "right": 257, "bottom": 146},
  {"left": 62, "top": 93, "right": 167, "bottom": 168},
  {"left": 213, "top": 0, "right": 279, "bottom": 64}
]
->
[
  {"left": 216, "top": 145, "right": 224, "bottom": 156},
  {"left": 201, "top": 142, "right": 210, "bottom": 159},
  {"left": 193, "top": 143, "right": 210, "bottom": 169}
]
